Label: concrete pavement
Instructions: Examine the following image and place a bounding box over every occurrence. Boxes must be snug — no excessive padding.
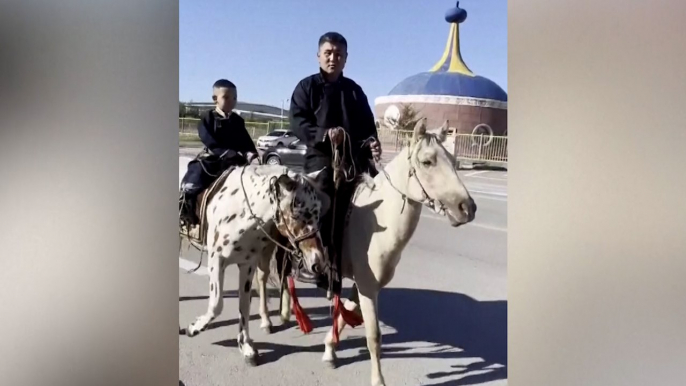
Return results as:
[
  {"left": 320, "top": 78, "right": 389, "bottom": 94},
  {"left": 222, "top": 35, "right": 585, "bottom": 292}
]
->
[{"left": 178, "top": 150, "right": 507, "bottom": 385}]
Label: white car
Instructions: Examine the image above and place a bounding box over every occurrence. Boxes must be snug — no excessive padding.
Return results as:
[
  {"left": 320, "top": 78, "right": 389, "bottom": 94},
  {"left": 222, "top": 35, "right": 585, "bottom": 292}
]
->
[{"left": 256, "top": 130, "right": 298, "bottom": 150}]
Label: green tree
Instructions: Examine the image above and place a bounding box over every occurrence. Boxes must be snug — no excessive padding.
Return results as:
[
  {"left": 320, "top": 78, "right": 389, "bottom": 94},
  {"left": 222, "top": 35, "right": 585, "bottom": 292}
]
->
[{"left": 383, "top": 103, "right": 422, "bottom": 132}]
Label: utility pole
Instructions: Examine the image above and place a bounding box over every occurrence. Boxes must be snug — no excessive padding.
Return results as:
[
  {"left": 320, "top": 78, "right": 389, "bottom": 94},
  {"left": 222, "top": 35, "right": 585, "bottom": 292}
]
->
[{"left": 280, "top": 98, "right": 289, "bottom": 129}]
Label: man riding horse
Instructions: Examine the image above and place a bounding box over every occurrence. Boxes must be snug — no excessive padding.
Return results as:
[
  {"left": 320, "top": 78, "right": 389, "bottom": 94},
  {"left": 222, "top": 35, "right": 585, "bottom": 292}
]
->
[{"left": 288, "top": 31, "right": 382, "bottom": 296}]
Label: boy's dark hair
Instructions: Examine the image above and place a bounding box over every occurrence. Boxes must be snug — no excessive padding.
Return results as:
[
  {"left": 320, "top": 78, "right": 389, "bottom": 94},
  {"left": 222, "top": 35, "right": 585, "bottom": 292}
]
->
[
  {"left": 213, "top": 79, "right": 236, "bottom": 89},
  {"left": 318, "top": 32, "right": 347, "bottom": 49}
]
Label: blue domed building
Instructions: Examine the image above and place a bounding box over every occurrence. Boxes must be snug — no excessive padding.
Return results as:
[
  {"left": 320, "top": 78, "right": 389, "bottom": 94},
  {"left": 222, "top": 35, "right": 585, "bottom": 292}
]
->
[{"left": 374, "top": 2, "right": 507, "bottom": 138}]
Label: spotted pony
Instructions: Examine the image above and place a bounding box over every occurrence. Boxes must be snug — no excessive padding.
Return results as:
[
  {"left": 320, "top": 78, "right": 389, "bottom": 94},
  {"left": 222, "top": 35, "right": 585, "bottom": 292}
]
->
[{"left": 179, "top": 161, "right": 329, "bottom": 366}]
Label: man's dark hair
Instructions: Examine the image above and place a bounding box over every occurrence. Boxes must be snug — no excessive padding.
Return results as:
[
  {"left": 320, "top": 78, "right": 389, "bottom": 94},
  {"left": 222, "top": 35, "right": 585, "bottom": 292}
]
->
[
  {"left": 213, "top": 79, "right": 236, "bottom": 89},
  {"left": 318, "top": 32, "right": 347, "bottom": 49}
]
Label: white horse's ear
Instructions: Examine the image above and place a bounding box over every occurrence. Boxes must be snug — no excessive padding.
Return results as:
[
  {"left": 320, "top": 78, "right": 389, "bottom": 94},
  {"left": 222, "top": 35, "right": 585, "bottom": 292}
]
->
[
  {"left": 412, "top": 118, "right": 427, "bottom": 143},
  {"left": 303, "top": 167, "right": 326, "bottom": 190},
  {"left": 431, "top": 120, "right": 449, "bottom": 142}
]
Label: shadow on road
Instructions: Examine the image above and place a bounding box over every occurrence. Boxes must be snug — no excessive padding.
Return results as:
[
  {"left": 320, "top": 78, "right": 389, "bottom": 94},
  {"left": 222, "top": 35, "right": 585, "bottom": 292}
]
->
[{"left": 187, "top": 286, "right": 506, "bottom": 384}]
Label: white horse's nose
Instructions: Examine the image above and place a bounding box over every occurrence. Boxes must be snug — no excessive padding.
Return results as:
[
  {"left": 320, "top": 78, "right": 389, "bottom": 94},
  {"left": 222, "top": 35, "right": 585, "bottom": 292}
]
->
[{"left": 459, "top": 196, "right": 477, "bottom": 222}]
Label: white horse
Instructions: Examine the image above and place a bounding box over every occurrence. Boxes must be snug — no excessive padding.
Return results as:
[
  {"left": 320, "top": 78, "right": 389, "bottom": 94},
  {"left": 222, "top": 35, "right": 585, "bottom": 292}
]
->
[
  {"left": 178, "top": 160, "right": 329, "bottom": 365},
  {"left": 256, "top": 119, "right": 477, "bottom": 385}
]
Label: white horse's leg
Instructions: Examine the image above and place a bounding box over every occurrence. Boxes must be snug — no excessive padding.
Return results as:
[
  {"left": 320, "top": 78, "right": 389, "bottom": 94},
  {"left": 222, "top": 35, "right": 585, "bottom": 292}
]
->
[
  {"left": 322, "top": 284, "right": 360, "bottom": 366},
  {"left": 237, "top": 262, "right": 259, "bottom": 365},
  {"left": 256, "top": 251, "right": 273, "bottom": 333},
  {"left": 359, "top": 290, "right": 385, "bottom": 386},
  {"left": 187, "top": 252, "right": 225, "bottom": 336}
]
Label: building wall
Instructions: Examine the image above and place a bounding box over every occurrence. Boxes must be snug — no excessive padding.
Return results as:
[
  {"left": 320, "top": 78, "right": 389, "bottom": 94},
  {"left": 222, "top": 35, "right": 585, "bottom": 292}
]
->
[{"left": 374, "top": 102, "right": 507, "bottom": 137}]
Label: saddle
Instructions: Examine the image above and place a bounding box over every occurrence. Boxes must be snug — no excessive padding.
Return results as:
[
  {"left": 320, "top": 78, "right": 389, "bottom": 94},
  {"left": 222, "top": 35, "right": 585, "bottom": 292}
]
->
[{"left": 179, "top": 166, "right": 236, "bottom": 246}]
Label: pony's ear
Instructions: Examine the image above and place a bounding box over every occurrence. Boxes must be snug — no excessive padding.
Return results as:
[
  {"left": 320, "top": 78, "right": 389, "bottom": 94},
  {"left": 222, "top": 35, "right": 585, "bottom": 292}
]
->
[
  {"left": 412, "top": 117, "right": 427, "bottom": 143},
  {"left": 275, "top": 174, "right": 297, "bottom": 198},
  {"left": 430, "top": 120, "right": 449, "bottom": 143}
]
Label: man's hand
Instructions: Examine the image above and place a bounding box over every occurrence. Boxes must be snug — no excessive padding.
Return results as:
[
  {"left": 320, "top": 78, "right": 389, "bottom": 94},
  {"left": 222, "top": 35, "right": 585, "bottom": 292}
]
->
[
  {"left": 327, "top": 127, "right": 345, "bottom": 146},
  {"left": 246, "top": 152, "right": 259, "bottom": 164},
  {"left": 370, "top": 139, "right": 382, "bottom": 161}
]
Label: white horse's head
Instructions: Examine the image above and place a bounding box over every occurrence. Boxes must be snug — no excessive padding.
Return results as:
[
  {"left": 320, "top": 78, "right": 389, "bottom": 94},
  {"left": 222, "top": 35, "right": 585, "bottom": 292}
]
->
[{"left": 405, "top": 118, "right": 476, "bottom": 227}]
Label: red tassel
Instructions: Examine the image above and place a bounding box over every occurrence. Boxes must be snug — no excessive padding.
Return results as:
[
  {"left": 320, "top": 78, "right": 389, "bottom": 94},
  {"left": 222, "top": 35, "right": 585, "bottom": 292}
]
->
[
  {"left": 331, "top": 294, "right": 364, "bottom": 344},
  {"left": 287, "top": 277, "right": 312, "bottom": 334},
  {"left": 338, "top": 296, "right": 364, "bottom": 327}
]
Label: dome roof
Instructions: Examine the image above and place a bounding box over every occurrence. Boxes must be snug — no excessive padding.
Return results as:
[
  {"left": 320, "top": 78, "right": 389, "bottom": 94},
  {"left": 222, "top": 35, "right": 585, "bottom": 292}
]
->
[
  {"left": 389, "top": 72, "right": 507, "bottom": 101},
  {"left": 387, "top": 1, "right": 507, "bottom": 102}
]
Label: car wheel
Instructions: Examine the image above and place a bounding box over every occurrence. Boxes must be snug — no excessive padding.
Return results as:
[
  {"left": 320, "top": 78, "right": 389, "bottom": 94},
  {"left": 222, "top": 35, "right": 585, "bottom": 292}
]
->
[
  {"left": 276, "top": 142, "right": 284, "bottom": 147},
  {"left": 266, "top": 156, "right": 281, "bottom": 165}
]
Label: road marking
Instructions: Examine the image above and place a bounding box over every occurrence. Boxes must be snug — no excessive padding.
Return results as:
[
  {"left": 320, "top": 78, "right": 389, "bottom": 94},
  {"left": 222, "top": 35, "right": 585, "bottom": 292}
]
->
[
  {"left": 420, "top": 213, "right": 507, "bottom": 232},
  {"left": 179, "top": 258, "right": 208, "bottom": 276},
  {"left": 464, "top": 170, "right": 489, "bottom": 177},
  {"left": 467, "top": 175, "right": 508, "bottom": 181},
  {"left": 468, "top": 189, "right": 508, "bottom": 197},
  {"left": 471, "top": 193, "right": 508, "bottom": 202}
]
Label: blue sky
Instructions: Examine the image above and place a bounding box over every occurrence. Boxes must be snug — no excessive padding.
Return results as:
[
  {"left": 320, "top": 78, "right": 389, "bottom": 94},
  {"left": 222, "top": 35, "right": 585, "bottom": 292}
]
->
[{"left": 179, "top": 0, "right": 507, "bottom": 113}]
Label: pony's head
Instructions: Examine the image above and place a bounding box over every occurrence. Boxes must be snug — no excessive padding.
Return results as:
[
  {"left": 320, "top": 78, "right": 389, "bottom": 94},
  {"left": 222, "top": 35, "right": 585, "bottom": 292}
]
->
[{"left": 270, "top": 170, "right": 330, "bottom": 275}]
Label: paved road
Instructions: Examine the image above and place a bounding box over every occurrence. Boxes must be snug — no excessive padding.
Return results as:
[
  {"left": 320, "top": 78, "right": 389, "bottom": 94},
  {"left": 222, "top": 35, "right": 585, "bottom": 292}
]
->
[{"left": 179, "top": 150, "right": 507, "bottom": 386}]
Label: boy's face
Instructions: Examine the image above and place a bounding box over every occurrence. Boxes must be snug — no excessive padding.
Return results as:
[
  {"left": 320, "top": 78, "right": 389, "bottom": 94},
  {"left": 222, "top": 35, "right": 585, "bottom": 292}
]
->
[{"left": 213, "top": 87, "right": 237, "bottom": 113}]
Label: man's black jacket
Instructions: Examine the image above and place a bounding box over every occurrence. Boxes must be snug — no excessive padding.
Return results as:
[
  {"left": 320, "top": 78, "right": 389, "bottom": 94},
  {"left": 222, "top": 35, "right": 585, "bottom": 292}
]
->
[{"left": 288, "top": 71, "right": 379, "bottom": 171}]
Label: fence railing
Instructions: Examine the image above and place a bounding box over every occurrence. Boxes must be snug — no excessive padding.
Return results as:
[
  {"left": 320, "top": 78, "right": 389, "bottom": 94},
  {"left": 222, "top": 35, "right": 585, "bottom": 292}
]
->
[
  {"left": 179, "top": 118, "right": 508, "bottom": 166},
  {"left": 179, "top": 118, "right": 288, "bottom": 137},
  {"left": 452, "top": 134, "right": 508, "bottom": 165}
]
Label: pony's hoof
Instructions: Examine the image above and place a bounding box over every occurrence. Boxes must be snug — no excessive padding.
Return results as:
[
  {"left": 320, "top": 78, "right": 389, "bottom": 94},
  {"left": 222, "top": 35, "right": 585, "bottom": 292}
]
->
[
  {"left": 322, "top": 355, "right": 338, "bottom": 369},
  {"left": 261, "top": 325, "right": 273, "bottom": 335},
  {"left": 186, "top": 326, "right": 199, "bottom": 337},
  {"left": 323, "top": 359, "right": 338, "bottom": 369},
  {"left": 179, "top": 326, "right": 186, "bottom": 335},
  {"left": 244, "top": 353, "right": 259, "bottom": 367}
]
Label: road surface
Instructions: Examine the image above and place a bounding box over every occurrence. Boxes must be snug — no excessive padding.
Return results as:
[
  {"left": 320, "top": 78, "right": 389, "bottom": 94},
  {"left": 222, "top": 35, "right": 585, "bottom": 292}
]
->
[{"left": 179, "top": 149, "right": 507, "bottom": 386}]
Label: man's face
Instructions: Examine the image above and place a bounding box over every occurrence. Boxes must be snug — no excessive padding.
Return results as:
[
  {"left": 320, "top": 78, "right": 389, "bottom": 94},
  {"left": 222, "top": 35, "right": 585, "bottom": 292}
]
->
[
  {"left": 213, "top": 87, "right": 237, "bottom": 112},
  {"left": 317, "top": 41, "right": 347, "bottom": 77}
]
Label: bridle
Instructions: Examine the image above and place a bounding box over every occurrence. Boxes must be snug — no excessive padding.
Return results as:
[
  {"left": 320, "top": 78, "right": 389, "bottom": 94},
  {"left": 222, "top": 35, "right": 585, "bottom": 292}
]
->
[
  {"left": 239, "top": 166, "right": 320, "bottom": 262},
  {"left": 370, "top": 135, "right": 449, "bottom": 216}
]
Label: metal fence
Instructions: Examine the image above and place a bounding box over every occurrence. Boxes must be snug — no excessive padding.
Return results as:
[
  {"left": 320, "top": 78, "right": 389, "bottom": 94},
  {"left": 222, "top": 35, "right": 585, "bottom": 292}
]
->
[
  {"left": 178, "top": 118, "right": 508, "bottom": 166},
  {"left": 453, "top": 134, "right": 508, "bottom": 166},
  {"left": 179, "top": 117, "right": 288, "bottom": 138}
]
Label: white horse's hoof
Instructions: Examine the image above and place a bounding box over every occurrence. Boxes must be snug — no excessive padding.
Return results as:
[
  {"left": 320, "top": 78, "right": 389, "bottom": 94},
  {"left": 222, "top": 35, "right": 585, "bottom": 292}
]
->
[{"left": 260, "top": 325, "right": 273, "bottom": 334}]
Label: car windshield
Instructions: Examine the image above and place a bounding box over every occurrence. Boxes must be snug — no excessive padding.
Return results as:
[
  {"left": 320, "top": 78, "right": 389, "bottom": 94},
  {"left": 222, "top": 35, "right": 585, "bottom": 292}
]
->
[{"left": 267, "top": 131, "right": 285, "bottom": 137}]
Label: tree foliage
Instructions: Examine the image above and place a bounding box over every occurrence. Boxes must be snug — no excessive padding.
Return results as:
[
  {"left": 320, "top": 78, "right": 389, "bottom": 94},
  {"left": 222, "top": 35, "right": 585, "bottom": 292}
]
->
[{"left": 382, "top": 103, "right": 422, "bottom": 132}]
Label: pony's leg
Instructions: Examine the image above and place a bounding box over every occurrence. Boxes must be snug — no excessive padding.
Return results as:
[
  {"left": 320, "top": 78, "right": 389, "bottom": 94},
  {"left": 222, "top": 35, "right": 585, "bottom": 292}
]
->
[
  {"left": 186, "top": 253, "right": 225, "bottom": 337},
  {"left": 256, "top": 251, "right": 273, "bottom": 333},
  {"left": 358, "top": 289, "right": 385, "bottom": 386},
  {"left": 322, "top": 284, "right": 360, "bottom": 366},
  {"left": 280, "top": 279, "right": 292, "bottom": 323},
  {"left": 237, "top": 262, "right": 259, "bottom": 365},
  {"left": 274, "top": 247, "right": 292, "bottom": 324}
]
